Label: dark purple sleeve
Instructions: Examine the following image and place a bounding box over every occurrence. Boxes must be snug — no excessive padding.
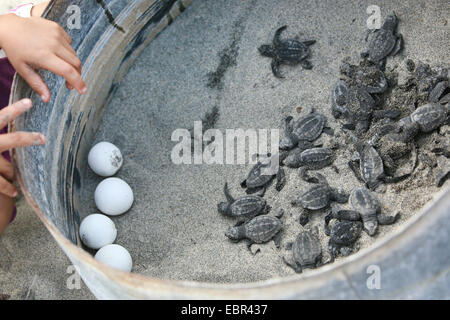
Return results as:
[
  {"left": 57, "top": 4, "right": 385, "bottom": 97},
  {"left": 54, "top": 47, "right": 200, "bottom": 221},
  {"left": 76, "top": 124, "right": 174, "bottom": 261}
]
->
[{"left": 0, "top": 57, "right": 18, "bottom": 223}]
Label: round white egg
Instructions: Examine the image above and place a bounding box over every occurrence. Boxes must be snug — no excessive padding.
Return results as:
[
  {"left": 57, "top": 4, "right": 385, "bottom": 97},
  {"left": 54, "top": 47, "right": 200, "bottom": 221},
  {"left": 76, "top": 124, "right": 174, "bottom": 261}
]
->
[
  {"left": 79, "top": 214, "right": 117, "bottom": 249},
  {"left": 88, "top": 142, "right": 123, "bottom": 177},
  {"left": 95, "top": 177, "right": 134, "bottom": 215},
  {"left": 94, "top": 244, "right": 133, "bottom": 272}
]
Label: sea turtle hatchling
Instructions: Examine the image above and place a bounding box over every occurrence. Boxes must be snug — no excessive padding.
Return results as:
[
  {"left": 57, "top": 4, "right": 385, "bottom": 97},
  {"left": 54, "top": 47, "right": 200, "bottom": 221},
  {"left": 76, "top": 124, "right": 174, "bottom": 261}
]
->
[
  {"left": 332, "top": 83, "right": 376, "bottom": 134},
  {"left": 363, "top": 12, "right": 403, "bottom": 63},
  {"left": 282, "top": 147, "right": 335, "bottom": 171},
  {"left": 225, "top": 215, "right": 282, "bottom": 251},
  {"left": 325, "top": 187, "right": 400, "bottom": 236},
  {"left": 283, "top": 227, "right": 323, "bottom": 273},
  {"left": 394, "top": 102, "right": 449, "bottom": 142},
  {"left": 291, "top": 173, "right": 349, "bottom": 226},
  {"left": 327, "top": 220, "right": 363, "bottom": 261},
  {"left": 218, "top": 183, "right": 270, "bottom": 223},
  {"left": 258, "top": 25, "right": 316, "bottom": 78},
  {"left": 241, "top": 154, "right": 286, "bottom": 196},
  {"left": 279, "top": 109, "right": 332, "bottom": 150},
  {"left": 348, "top": 142, "right": 385, "bottom": 190}
]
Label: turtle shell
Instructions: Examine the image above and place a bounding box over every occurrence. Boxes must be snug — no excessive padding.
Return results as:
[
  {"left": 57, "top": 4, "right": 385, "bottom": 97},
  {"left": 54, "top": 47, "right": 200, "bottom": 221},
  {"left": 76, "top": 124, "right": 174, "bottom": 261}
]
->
[
  {"left": 299, "top": 183, "right": 331, "bottom": 210},
  {"left": 277, "top": 40, "right": 309, "bottom": 62},
  {"left": 230, "top": 196, "right": 266, "bottom": 219},
  {"left": 244, "top": 215, "right": 281, "bottom": 243},
  {"left": 358, "top": 144, "right": 384, "bottom": 186},
  {"left": 331, "top": 80, "right": 349, "bottom": 117},
  {"left": 330, "top": 220, "right": 362, "bottom": 246},
  {"left": 410, "top": 103, "right": 447, "bottom": 133},
  {"left": 291, "top": 112, "right": 326, "bottom": 142},
  {"left": 245, "top": 161, "right": 274, "bottom": 188},
  {"left": 350, "top": 187, "right": 379, "bottom": 212},
  {"left": 300, "top": 147, "right": 334, "bottom": 169},
  {"left": 292, "top": 230, "right": 322, "bottom": 267},
  {"left": 368, "top": 29, "right": 396, "bottom": 62}
]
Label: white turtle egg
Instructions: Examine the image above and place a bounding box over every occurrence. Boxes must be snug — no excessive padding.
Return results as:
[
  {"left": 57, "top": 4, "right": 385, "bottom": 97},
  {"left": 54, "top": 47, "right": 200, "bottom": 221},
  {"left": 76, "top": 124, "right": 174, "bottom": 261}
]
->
[
  {"left": 88, "top": 142, "right": 123, "bottom": 177},
  {"left": 94, "top": 244, "right": 133, "bottom": 272},
  {"left": 95, "top": 177, "right": 134, "bottom": 215},
  {"left": 79, "top": 214, "right": 117, "bottom": 249}
]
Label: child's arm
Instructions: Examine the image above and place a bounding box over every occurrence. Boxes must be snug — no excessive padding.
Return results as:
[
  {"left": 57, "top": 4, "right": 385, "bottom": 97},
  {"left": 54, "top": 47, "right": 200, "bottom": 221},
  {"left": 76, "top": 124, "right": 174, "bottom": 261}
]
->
[{"left": 0, "top": 11, "right": 86, "bottom": 102}]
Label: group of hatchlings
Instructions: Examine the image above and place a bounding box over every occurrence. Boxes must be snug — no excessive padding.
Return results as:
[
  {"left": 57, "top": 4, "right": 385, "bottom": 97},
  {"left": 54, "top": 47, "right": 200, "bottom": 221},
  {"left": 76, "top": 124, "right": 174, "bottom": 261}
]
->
[{"left": 217, "top": 13, "right": 449, "bottom": 273}]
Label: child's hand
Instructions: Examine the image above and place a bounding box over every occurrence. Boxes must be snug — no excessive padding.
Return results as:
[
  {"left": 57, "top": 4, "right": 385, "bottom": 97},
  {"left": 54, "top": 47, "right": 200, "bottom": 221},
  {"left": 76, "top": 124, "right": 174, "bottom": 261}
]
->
[
  {"left": 0, "top": 14, "right": 86, "bottom": 102},
  {"left": 0, "top": 99, "right": 45, "bottom": 198}
]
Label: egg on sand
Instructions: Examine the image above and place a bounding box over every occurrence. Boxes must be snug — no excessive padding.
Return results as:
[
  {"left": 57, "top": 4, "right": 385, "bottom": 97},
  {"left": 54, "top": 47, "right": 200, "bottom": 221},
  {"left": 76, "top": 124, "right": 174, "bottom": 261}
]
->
[
  {"left": 88, "top": 142, "right": 123, "bottom": 177},
  {"left": 95, "top": 244, "right": 133, "bottom": 272},
  {"left": 95, "top": 177, "right": 134, "bottom": 216},
  {"left": 79, "top": 214, "right": 117, "bottom": 249}
]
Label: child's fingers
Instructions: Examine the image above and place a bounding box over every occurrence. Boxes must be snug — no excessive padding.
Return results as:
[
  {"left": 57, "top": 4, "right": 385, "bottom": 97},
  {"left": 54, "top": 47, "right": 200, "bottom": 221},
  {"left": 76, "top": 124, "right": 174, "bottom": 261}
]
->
[
  {"left": 57, "top": 24, "right": 72, "bottom": 45},
  {"left": 17, "top": 64, "right": 51, "bottom": 102},
  {"left": 0, "top": 132, "right": 46, "bottom": 153},
  {"left": 0, "top": 99, "right": 32, "bottom": 130},
  {"left": 43, "top": 55, "right": 87, "bottom": 95},
  {"left": 56, "top": 46, "right": 82, "bottom": 76},
  {"left": 0, "top": 175, "right": 17, "bottom": 198},
  {"left": 0, "top": 156, "right": 15, "bottom": 182}
]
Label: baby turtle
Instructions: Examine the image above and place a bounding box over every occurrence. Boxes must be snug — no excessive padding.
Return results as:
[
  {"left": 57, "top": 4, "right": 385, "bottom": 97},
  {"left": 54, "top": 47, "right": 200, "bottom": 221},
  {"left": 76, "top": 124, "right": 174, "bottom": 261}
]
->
[
  {"left": 364, "top": 12, "right": 403, "bottom": 62},
  {"left": 218, "top": 183, "right": 270, "bottom": 223},
  {"left": 283, "top": 227, "right": 322, "bottom": 273},
  {"left": 328, "top": 220, "right": 363, "bottom": 261},
  {"left": 410, "top": 103, "right": 448, "bottom": 133},
  {"left": 282, "top": 147, "right": 335, "bottom": 170},
  {"left": 331, "top": 80, "right": 349, "bottom": 119},
  {"left": 258, "top": 25, "right": 316, "bottom": 78},
  {"left": 225, "top": 215, "right": 282, "bottom": 251},
  {"left": 393, "top": 102, "right": 449, "bottom": 143},
  {"left": 331, "top": 82, "right": 376, "bottom": 134},
  {"left": 280, "top": 109, "right": 331, "bottom": 150},
  {"left": 292, "top": 173, "right": 348, "bottom": 226},
  {"left": 241, "top": 154, "right": 286, "bottom": 196},
  {"left": 326, "top": 187, "right": 400, "bottom": 236},
  {"left": 348, "top": 142, "right": 385, "bottom": 190},
  {"left": 429, "top": 80, "right": 449, "bottom": 104}
]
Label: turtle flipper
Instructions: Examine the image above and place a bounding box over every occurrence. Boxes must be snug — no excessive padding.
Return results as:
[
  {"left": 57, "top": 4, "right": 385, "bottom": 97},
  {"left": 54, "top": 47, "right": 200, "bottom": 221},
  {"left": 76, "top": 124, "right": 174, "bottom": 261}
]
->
[
  {"left": 271, "top": 59, "right": 284, "bottom": 78},
  {"left": 223, "top": 182, "right": 235, "bottom": 203},
  {"left": 273, "top": 25, "right": 287, "bottom": 46},
  {"left": 273, "top": 231, "right": 282, "bottom": 248},
  {"left": 377, "top": 212, "right": 400, "bottom": 225},
  {"left": 275, "top": 167, "right": 286, "bottom": 191},
  {"left": 283, "top": 256, "right": 302, "bottom": 273},
  {"left": 300, "top": 59, "right": 312, "bottom": 70},
  {"left": 299, "top": 209, "right": 310, "bottom": 226},
  {"left": 246, "top": 186, "right": 264, "bottom": 195},
  {"left": 392, "top": 34, "right": 403, "bottom": 57},
  {"left": 302, "top": 40, "right": 316, "bottom": 46}
]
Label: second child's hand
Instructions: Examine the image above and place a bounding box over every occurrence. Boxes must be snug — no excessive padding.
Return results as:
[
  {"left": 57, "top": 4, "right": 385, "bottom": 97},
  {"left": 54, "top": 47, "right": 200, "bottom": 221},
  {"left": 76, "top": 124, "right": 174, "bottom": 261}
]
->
[{"left": 0, "top": 13, "right": 86, "bottom": 102}]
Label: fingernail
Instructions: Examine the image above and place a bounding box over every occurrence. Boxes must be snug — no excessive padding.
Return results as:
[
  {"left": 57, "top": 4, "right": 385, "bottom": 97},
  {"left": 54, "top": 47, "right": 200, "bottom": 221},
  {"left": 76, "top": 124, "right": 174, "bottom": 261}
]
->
[
  {"left": 80, "top": 87, "right": 87, "bottom": 94},
  {"left": 20, "top": 99, "right": 32, "bottom": 110},
  {"left": 12, "top": 191, "right": 18, "bottom": 197},
  {"left": 33, "top": 133, "right": 46, "bottom": 145}
]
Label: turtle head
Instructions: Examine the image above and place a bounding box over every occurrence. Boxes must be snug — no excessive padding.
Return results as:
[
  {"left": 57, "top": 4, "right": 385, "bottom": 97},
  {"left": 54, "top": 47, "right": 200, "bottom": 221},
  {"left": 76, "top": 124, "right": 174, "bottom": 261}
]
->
[
  {"left": 217, "top": 202, "right": 230, "bottom": 215},
  {"left": 363, "top": 219, "right": 378, "bottom": 236},
  {"left": 382, "top": 13, "right": 398, "bottom": 31},
  {"left": 279, "top": 136, "right": 296, "bottom": 150},
  {"left": 225, "top": 226, "right": 243, "bottom": 241},
  {"left": 258, "top": 45, "right": 275, "bottom": 58}
]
